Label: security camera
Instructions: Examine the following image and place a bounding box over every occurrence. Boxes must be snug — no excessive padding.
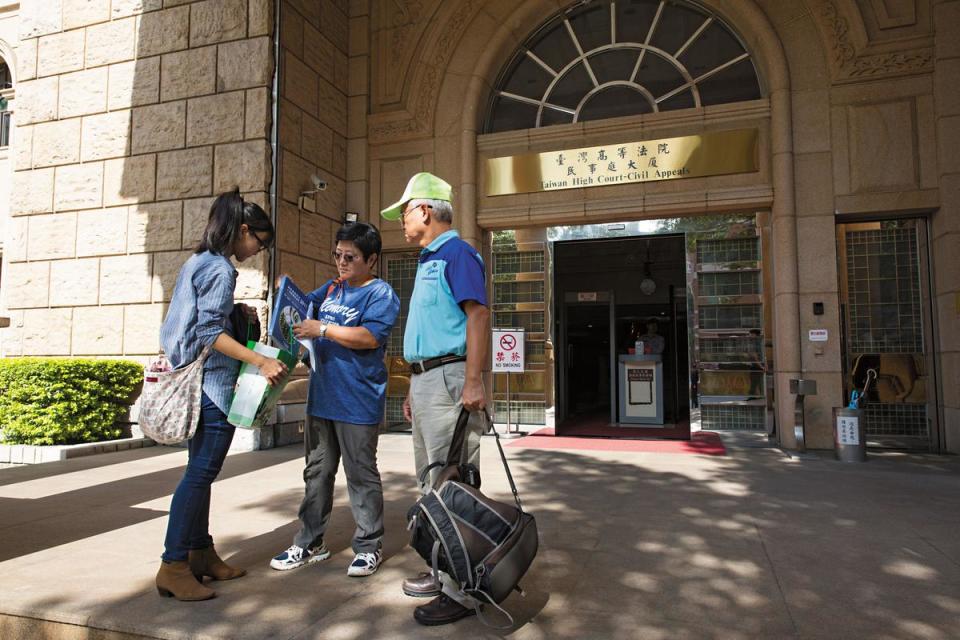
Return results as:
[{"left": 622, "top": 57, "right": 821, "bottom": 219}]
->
[{"left": 311, "top": 175, "right": 327, "bottom": 191}]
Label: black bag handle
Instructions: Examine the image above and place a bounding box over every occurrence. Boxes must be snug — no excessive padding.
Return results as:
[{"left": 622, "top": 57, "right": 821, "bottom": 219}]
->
[
  {"left": 445, "top": 408, "right": 524, "bottom": 512},
  {"left": 445, "top": 408, "right": 472, "bottom": 467}
]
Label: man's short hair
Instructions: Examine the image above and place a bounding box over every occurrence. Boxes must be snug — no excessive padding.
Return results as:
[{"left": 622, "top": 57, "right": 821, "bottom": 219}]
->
[
  {"left": 410, "top": 198, "right": 453, "bottom": 224},
  {"left": 335, "top": 222, "right": 382, "bottom": 260}
]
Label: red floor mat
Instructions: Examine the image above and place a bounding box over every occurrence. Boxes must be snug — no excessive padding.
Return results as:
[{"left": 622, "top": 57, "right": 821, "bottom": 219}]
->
[{"left": 506, "top": 428, "right": 727, "bottom": 455}]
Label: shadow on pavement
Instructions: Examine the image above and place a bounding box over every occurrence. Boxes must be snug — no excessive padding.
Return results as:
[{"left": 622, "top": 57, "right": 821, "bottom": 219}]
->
[
  {"left": 0, "top": 446, "right": 301, "bottom": 562},
  {"left": 2, "top": 437, "right": 960, "bottom": 639}
]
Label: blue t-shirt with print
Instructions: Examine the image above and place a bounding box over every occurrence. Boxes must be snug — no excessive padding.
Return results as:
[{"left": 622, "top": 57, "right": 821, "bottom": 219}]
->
[
  {"left": 305, "top": 278, "right": 400, "bottom": 425},
  {"left": 403, "top": 230, "right": 488, "bottom": 363}
]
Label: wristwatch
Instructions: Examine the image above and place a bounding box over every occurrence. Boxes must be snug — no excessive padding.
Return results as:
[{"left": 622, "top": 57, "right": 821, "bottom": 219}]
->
[{"left": 318, "top": 323, "right": 328, "bottom": 340}]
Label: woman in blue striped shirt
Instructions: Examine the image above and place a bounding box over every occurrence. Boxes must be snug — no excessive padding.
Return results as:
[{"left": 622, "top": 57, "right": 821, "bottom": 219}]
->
[{"left": 156, "top": 190, "right": 287, "bottom": 602}]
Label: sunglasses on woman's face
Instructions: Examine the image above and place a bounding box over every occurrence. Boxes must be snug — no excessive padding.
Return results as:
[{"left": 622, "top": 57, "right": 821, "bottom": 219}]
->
[{"left": 332, "top": 250, "right": 362, "bottom": 264}]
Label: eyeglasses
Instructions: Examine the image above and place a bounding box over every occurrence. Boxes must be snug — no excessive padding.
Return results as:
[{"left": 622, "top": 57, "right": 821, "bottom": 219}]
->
[
  {"left": 332, "top": 250, "right": 362, "bottom": 264},
  {"left": 401, "top": 203, "right": 433, "bottom": 219},
  {"left": 251, "top": 231, "right": 269, "bottom": 252}
]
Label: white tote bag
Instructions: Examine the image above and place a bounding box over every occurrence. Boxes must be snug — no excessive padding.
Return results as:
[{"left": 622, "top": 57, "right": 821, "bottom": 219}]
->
[{"left": 139, "top": 345, "right": 213, "bottom": 445}]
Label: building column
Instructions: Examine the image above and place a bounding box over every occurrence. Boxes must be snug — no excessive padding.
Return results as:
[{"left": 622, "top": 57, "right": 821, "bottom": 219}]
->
[
  {"left": 769, "top": 85, "right": 803, "bottom": 449},
  {"left": 932, "top": 0, "right": 960, "bottom": 452},
  {"left": 346, "top": 1, "right": 370, "bottom": 225}
]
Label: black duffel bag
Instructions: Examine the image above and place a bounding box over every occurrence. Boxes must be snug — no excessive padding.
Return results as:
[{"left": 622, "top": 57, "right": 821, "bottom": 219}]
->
[{"left": 407, "top": 409, "right": 538, "bottom": 627}]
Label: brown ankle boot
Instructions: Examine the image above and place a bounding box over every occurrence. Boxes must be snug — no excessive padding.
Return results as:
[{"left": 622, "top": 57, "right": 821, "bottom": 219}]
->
[
  {"left": 156, "top": 561, "right": 215, "bottom": 601},
  {"left": 189, "top": 545, "right": 247, "bottom": 581}
]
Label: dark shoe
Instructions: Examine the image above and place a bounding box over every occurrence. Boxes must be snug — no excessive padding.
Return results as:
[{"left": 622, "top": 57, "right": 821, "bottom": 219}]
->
[
  {"left": 156, "top": 561, "right": 215, "bottom": 601},
  {"left": 414, "top": 594, "right": 477, "bottom": 626},
  {"left": 402, "top": 571, "right": 441, "bottom": 598},
  {"left": 188, "top": 545, "right": 247, "bottom": 582}
]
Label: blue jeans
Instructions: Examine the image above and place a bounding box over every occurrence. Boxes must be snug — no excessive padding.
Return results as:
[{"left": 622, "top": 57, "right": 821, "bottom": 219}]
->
[{"left": 162, "top": 393, "right": 235, "bottom": 562}]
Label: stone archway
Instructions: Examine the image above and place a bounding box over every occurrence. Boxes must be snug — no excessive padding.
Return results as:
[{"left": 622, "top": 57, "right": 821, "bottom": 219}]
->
[{"left": 392, "top": 0, "right": 814, "bottom": 447}]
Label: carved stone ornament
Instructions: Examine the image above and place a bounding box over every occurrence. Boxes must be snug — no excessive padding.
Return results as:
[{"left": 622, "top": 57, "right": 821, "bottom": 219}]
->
[
  {"left": 370, "top": 0, "right": 483, "bottom": 144},
  {"left": 814, "top": 0, "right": 932, "bottom": 82}
]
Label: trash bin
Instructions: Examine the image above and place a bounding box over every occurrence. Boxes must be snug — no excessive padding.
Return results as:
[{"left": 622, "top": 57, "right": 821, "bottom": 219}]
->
[{"left": 833, "top": 407, "right": 867, "bottom": 462}]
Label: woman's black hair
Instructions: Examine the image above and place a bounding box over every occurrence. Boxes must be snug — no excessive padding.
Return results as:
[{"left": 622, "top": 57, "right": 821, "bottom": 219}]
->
[
  {"left": 195, "top": 189, "right": 275, "bottom": 255},
  {"left": 335, "top": 222, "right": 382, "bottom": 261}
]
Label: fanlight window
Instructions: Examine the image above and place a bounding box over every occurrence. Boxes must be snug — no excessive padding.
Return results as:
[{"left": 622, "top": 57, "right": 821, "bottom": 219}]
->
[{"left": 485, "top": 0, "right": 762, "bottom": 133}]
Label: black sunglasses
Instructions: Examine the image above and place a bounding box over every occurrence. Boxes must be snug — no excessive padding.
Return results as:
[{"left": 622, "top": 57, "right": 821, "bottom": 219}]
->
[{"left": 332, "top": 250, "right": 364, "bottom": 263}]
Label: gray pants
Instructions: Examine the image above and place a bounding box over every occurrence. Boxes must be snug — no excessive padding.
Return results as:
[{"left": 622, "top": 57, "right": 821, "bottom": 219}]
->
[
  {"left": 293, "top": 417, "right": 384, "bottom": 554},
  {"left": 409, "top": 361, "right": 484, "bottom": 495}
]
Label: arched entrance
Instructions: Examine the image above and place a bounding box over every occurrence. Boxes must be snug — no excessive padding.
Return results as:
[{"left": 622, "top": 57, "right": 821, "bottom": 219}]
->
[
  {"left": 448, "top": 0, "right": 798, "bottom": 439},
  {"left": 371, "top": 0, "right": 801, "bottom": 441}
]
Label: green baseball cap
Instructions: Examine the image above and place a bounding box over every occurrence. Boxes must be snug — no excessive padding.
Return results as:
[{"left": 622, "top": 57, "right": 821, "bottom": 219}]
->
[{"left": 380, "top": 172, "right": 453, "bottom": 221}]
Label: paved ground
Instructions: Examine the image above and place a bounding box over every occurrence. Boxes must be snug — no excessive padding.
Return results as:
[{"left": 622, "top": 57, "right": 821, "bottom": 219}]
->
[{"left": 1, "top": 432, "right": 959, "bottom": 640}]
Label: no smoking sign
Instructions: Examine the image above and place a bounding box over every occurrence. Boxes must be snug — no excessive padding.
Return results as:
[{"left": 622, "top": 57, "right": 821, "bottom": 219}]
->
[{"left": 492, "top": 328, "right": 525, "bottom": 372}]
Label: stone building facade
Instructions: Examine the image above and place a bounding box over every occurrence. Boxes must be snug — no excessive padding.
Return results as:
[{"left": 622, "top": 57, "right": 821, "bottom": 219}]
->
[{"left": 0, "top": 0, "right": 957, "bottom": 454}]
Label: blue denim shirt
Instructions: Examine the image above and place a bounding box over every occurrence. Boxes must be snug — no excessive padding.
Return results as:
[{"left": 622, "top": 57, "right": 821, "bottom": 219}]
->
[{"left": 159, "top": 251, "right": 240, "bottom": 415}]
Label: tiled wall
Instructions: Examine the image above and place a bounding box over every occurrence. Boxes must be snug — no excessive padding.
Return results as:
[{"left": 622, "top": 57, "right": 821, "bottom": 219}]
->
[
  {"left": 3, "top": 0, "right": 276, "bottom": 360},
  {"left": 275, "top": 0, "right": 350, "bottom": 293}
]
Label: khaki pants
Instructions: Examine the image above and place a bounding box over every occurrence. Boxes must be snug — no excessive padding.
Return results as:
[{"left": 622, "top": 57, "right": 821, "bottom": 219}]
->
[{"left": 409, "top": 361, "right": 484, "bottom": 494}]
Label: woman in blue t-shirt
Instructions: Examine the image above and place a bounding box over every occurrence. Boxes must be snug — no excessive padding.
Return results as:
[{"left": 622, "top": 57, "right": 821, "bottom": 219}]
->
[{"left": 270, "top": 222, "right": 400, "bottom": 577}]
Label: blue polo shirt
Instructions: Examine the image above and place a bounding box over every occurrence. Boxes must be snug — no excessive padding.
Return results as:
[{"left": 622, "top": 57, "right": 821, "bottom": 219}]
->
[{"left": 403, "top": 230, "right": 487, "bottom": 363}]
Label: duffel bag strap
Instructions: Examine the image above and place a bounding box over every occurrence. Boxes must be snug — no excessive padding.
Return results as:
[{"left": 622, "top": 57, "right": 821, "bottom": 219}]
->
[
  {"left": 420, "top": 493, "right": 472, "bottom": 588},
  {"left": 464, "top": 586, "right": 515, "bottom": 630},
  {"left": 482, "top": 410, "right": 524, "bottom": 512}
]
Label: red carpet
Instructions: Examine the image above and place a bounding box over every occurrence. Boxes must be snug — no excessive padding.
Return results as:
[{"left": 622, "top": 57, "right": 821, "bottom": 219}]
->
[{"left": 506, "top": 428, "right": 727, "bottom": 456}]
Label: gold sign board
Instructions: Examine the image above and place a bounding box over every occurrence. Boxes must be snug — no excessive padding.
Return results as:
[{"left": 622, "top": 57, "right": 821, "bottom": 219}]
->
[{"left": 486, "top": 128, "right": 759, "bottom": 196}]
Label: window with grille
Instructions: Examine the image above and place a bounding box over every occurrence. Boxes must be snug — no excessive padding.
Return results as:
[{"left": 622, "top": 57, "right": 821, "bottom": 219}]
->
[
  {"left": 494, "top": 251, "right": 544, "bottom": 275},
  {"left": 382, "top": 252, "right": 420, "bottom": 426},
  {"left": 0, "top": 111, "right": 10, "bottom": 148},
  {"left": 485, "top": 0, "right": 762, "bottom": 133},
  {"left": 382, "top": 253, "right": 420, "bottom": 357},
  {"left": 493, "top": 400, "right": 546, "bottom": 426},
  {"left": 491, "top": 236, "right": 547, "bottom": 426},
  {"left": 494, "top": 280, "right": 544, "bottom": 305},
  {"left": 494, "top": 311, "right": 545, "bottom": 334},
  {"left": 699, "top": 271, "right": 760, "bottom": 297},
  {"left": 844, "top": 227, "right": 923, "bottom": 354},
  {"left": 698, "top": 304, "right": 761, "bottom": 330},
  {"left": 0, "top": 60, "right": 10, "bottom": 148},
  {"left": 697, "top": 237, "right": 759, "bottom": 264},
  {"left": 691, "top": 230, "right": 768, "bottom": 430}
]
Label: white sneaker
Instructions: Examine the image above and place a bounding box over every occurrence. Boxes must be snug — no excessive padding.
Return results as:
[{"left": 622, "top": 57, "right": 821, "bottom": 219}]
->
[
  {"left": 347, "top": 550, "right": 382, "bottom": 577},
  {"left": 270, "top": 543, "right": 330, "bottom": 571}
]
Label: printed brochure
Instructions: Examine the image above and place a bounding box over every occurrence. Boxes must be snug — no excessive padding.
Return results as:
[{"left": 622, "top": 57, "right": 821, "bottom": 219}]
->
[{"left": 269, "top": 276, "right": 317, "bottom": 370}]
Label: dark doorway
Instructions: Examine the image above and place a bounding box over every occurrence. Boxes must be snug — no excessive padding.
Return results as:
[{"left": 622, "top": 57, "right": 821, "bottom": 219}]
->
[
  {"left": 554, "top": 235, "right": 690, "bottom": 437},
  {"left": 566, "top": 302, "right": 612, "bottom": 418}
]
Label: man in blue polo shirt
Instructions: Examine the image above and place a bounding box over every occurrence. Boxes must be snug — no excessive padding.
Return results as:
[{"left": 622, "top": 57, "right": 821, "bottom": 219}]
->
[{"left": 381, "top": 172, "right": 490, "bottom": 626}]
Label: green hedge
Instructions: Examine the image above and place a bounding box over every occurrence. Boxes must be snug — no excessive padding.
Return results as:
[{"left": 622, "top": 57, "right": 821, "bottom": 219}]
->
[{"left": 0, "top": 359, "right": 144, "bottom": 446}]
